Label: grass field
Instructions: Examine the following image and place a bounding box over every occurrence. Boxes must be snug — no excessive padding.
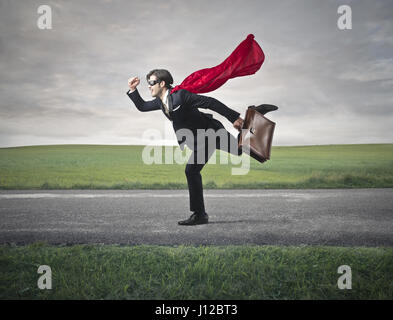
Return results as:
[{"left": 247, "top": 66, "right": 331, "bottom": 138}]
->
[
  {"left": 1, "top": 243, "right": 392, "bottom": 300},
  {"left": 1, "top": 144, "right": 392, "bottom": 300},
  {"left": 0, "top": 144, "right": 392, "bottom": 189}
]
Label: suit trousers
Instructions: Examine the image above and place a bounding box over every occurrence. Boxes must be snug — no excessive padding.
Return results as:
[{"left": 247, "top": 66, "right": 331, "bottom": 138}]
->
[{"left": 185, "top": 119, "right": 242, "bottom": 213}]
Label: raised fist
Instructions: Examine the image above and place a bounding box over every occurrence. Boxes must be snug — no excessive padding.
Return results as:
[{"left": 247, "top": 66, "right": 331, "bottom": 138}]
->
[{"left": 128, "top": 77, "right": 140, "bottom": 91}]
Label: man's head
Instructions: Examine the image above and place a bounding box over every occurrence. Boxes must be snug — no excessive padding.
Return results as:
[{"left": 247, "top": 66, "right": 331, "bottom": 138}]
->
[{"left": 146, "top": 69, "right": 173, "bottom": 98}]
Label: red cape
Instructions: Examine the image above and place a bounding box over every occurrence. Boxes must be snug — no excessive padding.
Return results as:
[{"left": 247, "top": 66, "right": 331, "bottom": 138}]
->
[{"left": 171, "top": 34, "right": 264, "bottom": 94}]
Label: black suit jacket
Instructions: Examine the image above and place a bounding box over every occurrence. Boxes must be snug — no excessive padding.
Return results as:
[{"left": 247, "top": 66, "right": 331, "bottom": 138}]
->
[{"left": 127, "top": 88, "right": 240, "bottom": 149}]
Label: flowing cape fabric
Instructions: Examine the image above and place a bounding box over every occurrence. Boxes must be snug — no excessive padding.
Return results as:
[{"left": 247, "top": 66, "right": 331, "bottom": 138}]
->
[{"left": 171, "top": 34, "right": 264, "bottom": 94}]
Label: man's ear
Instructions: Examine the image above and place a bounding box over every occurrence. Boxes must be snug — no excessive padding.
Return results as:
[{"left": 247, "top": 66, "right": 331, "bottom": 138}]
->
[{"left": 160, "top": 81, "right": 166, "bottom": 88}]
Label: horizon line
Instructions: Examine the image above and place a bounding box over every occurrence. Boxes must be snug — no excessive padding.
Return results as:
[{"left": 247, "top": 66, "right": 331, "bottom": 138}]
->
[{"left": 1, "top": 142, "right": 392, "bottom": 149}]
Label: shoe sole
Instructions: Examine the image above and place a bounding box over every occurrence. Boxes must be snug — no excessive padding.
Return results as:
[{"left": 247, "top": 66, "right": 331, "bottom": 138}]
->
[
  {"left": 254, "top": 104, "right": 278, "bottom": 109},
  {"left": 178, "top": 220, "right": 209, "bottom": 226}
]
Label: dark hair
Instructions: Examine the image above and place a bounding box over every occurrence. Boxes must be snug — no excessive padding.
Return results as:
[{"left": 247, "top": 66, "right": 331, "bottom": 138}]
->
[{"left": 146, "top": 69, "right": 173, "bottom": 89}]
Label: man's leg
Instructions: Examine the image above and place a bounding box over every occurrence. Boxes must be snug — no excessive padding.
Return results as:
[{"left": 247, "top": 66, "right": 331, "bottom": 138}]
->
[
  {"left": 180, "top": 138, "right": 215, "bottom": 225},
  {"left": 210, "top": 118, "right": 242, "bottom": 156},
  {"left": 185, "top": 159, "right": 206, "bottom": 214},
  {"left": 179, "top": 124, "right": 241, "bottom": 226}
]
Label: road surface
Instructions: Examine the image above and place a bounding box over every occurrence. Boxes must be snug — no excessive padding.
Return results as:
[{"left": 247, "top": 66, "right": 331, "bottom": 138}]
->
[{"left": 0, "top": 189, "right": 392, "bottom": 246}]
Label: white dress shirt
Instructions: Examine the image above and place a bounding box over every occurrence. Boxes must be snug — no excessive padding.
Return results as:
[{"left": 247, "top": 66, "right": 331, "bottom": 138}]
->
[{"left": 162, "top": 89, "right": 170, "bottom": 115}]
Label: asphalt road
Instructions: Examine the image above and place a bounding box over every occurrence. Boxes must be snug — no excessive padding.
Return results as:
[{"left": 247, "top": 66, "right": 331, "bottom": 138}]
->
[{"left": 0, "top": 189, "right": 392, "bottom": 246}]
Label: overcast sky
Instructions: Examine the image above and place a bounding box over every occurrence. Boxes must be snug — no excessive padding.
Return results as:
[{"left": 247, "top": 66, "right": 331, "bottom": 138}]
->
[{"left": 0, "top": 0, "right": 392, "bottom": 147}]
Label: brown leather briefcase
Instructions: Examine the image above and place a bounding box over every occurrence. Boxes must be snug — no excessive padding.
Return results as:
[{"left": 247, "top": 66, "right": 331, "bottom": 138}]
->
[{"left": 238, "top": 107, "right": 276, "bottom": 163}]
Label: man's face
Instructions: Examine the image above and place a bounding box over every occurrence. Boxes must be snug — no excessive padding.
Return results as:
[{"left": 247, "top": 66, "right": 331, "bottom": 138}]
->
[{"left": 148, "top": 75, "right": 165, "bottom": 98}]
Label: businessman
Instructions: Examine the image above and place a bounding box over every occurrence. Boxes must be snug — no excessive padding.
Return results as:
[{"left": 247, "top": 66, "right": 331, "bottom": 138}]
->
[{"left": 127, "top": 69, "right": 277, "bottom": 225}]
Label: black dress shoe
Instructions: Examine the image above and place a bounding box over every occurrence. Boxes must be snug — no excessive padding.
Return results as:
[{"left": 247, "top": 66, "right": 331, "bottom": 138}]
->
[
  {"left": 178, "top": 212, "right": 209, "bottom": 226},
  {"left": 250, "top": 104, "right": 278, "bottom": 115}
]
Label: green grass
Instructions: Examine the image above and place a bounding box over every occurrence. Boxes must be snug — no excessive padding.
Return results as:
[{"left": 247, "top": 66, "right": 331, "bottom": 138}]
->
[
  {"left": 1, "top": 145, "right": 391, "bottom": 300},
  {"left": 0, "top": 144, "right": 392, "bottom": 189},
  {"left": 0, "top": 243, "right": 392, "bottom": 300}
]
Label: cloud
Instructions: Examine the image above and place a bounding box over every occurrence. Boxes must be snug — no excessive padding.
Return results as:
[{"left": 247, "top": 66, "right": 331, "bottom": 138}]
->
[{"left": 0, "top": 0, "right": 392, "bottom": 148}]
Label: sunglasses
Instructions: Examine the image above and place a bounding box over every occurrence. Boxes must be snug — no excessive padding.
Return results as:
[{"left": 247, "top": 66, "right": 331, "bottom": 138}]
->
[{"left": 147, "top": 79, "right": 161, "bottom": 86}]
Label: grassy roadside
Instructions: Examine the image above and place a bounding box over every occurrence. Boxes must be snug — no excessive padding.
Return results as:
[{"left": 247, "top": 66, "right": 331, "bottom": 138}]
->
[
  {"left": 1, "top": 243, "right": 392, "bottom": 300},
  {"left": 0, "top": 144, "right": 392, "bottom": 189}
]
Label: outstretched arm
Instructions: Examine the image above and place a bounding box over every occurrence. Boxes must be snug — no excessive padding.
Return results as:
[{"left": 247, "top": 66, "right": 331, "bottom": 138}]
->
[
  {"left": 181, "top": 90, "right": 244, "bottom": 130},
  {"left": 126, "top": 77, "right": 161, "bottom": 112}
]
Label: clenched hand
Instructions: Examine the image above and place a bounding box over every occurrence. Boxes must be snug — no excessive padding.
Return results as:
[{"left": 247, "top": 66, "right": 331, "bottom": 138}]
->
[
  {"left": 128, "top": 77, "right": 140, "bottom": 91},
  {"left": 233, "top": 117, "right": 244, "bottom": 131}
]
